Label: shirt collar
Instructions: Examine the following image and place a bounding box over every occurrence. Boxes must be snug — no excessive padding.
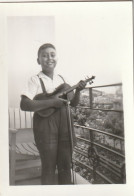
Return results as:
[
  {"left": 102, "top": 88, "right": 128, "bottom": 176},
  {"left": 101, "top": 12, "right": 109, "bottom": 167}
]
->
[{"left": 38, "top": 71, "right": 57, "bottom": 79}]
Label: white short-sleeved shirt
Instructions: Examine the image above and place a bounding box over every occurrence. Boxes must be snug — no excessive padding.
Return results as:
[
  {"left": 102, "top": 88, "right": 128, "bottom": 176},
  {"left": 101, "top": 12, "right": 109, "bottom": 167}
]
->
[{"left": 21, "top": 71, "right": 65, "bottom": 100}]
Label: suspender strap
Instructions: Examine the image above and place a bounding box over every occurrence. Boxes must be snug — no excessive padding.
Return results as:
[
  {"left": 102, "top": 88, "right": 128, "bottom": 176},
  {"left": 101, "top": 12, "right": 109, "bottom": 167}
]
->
[
  {"left": 37, "top": 74, "right": 65, "bottom": 93},
  {"left": 37, "top": 75, "right": 47, "bottom": 93},
  {"left": 58, "top": 74, "right": 65, "bottom": 83}
]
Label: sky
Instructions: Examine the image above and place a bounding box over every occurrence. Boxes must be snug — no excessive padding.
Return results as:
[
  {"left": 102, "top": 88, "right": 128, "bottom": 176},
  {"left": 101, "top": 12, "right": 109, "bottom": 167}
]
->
[{"left": 6, "top": 2, "right": 133, "bottom": 108}]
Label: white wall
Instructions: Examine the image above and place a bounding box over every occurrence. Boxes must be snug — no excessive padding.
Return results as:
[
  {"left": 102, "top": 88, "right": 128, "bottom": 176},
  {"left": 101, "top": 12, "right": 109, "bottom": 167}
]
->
[{"left": 8, "top": 16, "right": 55, "bottom": 107}]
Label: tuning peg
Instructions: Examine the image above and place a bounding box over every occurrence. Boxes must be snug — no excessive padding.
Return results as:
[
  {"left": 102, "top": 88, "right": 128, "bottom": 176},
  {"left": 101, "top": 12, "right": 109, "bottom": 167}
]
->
[{"left": 89, "top": 81, "right": 94, "bottom": 84}]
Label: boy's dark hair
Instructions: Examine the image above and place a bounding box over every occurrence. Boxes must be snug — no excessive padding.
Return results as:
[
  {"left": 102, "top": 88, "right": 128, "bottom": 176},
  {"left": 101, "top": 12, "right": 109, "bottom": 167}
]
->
[{"left": 38, "top": 43, "right": 56, "bottom": 57}]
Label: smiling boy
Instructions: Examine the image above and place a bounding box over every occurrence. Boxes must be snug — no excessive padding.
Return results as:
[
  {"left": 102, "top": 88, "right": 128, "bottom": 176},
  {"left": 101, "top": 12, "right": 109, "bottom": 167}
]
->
[{"left": 20, "top": 43, "right": 86, "bottom": 185}]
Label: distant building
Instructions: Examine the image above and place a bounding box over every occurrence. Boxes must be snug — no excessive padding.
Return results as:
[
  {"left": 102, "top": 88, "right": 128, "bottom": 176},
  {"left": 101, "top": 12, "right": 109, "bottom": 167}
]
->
[{"left": 81, "top": 88, "right": 103, "bottom": 97}]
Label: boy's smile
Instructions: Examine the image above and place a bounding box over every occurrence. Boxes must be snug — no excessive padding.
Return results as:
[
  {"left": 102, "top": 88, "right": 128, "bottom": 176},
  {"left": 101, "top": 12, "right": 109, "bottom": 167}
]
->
[{"left": 37, "top": 47, "right": 57, "bottom": 75}]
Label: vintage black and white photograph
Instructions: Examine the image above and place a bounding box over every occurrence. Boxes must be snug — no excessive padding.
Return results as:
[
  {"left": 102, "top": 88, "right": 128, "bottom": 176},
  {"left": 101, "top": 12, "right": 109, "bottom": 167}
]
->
[{"left": 0, "top": 1, "right": 134, "bottom": 196}]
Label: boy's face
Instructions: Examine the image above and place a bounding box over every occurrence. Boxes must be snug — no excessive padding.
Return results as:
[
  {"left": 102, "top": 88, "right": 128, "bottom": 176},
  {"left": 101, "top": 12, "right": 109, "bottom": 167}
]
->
[{"left": 37, "top": 47, "right": 57, "bottom": 73}]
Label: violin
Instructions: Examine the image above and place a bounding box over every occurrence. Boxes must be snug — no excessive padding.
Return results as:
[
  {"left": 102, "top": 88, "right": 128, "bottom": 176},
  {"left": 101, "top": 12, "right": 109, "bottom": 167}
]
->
[{"left": 34, "top": 76, "right": 95, "bottom": 117}]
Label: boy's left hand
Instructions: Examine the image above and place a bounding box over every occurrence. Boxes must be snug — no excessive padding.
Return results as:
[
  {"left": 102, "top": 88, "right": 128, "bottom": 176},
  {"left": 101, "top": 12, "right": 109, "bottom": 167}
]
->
[{"left": 76, "top": 80, "right": 87, "bottom": 92}]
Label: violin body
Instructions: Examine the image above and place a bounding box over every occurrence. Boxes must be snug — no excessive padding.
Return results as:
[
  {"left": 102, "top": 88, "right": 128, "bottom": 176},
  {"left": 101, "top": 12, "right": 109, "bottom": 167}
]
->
[
  {"left": 34, "top": 83, "right": 74, "bottom": 118},
  {"left": 34, "top": 76, "right": 95, "bottom": 118}
]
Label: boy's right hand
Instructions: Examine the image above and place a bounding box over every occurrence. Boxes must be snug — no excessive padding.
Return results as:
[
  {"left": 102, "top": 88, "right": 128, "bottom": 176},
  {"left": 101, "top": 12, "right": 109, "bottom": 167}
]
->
[{"left": 52, "top": 98, "right": 67, "bottom": 108}]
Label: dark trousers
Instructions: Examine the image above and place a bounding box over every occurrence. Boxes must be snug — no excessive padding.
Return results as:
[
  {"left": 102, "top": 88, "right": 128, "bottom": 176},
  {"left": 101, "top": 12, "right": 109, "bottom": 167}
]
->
[
  {"left": 33, "top": 107, "right": 75, "bottom": 185},
  {"left": 39, "top": 141, "right": 72, "bottom": 185}
]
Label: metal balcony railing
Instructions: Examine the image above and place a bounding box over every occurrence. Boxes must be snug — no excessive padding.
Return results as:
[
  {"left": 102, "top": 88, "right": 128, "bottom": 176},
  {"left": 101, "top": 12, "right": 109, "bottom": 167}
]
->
[
  {"left": 73, "top": 83, "right": 125, "bottom": 184},
  {"left": 9, "top": 83, "right": 125, "bottom": 184}
]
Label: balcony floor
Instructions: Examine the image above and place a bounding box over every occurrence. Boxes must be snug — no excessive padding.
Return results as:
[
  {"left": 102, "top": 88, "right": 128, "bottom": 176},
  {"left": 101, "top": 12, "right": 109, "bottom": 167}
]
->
[{"left": 15, "top": 171, "right": 90, "bottom": 185}]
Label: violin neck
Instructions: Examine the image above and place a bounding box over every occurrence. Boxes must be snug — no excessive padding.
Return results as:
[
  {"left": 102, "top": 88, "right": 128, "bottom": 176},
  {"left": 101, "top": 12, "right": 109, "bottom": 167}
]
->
[
  {"left": 62, "top": 76, "right": 94, "bottom": 96},
  {"left": 65, "top": 84, "right": 78, "bottom": 94}
]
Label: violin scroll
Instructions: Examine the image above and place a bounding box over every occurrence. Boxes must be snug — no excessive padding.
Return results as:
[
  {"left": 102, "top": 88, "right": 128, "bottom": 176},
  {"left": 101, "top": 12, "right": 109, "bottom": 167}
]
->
[{"left": 85, "top": 76, "right": 95, "bottom": 85}]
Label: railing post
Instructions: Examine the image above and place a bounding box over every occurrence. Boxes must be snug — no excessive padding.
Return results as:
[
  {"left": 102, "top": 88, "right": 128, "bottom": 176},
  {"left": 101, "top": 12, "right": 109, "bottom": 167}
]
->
[
  {"left": 19, "top": 109, "right": 21, "bottom": 129},
  {"left": 9, "top": 129, "right": 17, "bottom": 185},
  {"left": 89, "top": 88, "right": 96, "bottom": 182},
  {"left": 89, "top": 88, "right": 93, "bottom": 109},
  {"left": 120, "top": 162, "right": 126, "bottom": 183},
  {"left": 14, "top": 108, "right": 16, "bottom": 129},
  {"left": 90, "top": 130, "right": 96, "bottom": 182},
  {"left": 25, "top": 111, "right": 27, "bottom": 128},
  {"left": 88, "top": 88, "right": 100, "bottom": 183},
  {"left": 88, "top": 129, "right": 99, "bottom": 184}
]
